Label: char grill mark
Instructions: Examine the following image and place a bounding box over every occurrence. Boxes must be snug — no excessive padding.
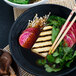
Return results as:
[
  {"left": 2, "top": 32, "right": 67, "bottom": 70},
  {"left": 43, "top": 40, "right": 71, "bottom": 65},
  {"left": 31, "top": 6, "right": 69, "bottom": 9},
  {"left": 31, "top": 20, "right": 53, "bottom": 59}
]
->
[
  {"left": 36, "top": 39, "right": 52, "bottom": 43},
  {"left": 39, "top": 51, "right": 49, "bottom": 53}
]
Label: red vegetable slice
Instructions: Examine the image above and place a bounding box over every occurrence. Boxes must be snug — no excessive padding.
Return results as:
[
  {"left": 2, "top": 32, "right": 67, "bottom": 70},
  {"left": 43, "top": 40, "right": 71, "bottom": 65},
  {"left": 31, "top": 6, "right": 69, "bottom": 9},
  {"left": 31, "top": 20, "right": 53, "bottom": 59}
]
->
[
  {"left": 61, "top": 22, "right": 76, "bottom": 47},
  {"left": 66, "top": 30, "right": 76, "bottom": 43},
  {"left": 64, "top": 35, "right": 75, "bottom": 47},
  {"left": 19, "top": 32, "right": 37, "bottom": 49},
  {"left": 66, "top": 22, "right": 76, "bottom": 42},
  {"left": 22, "top": 27, "right": 40, "bottom": 36}
]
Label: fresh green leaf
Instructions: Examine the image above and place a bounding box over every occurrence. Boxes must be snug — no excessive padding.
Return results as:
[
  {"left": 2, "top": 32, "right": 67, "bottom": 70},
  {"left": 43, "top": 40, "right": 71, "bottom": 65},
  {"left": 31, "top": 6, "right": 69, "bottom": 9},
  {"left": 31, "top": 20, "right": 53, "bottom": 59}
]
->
[
  {"left": 47, "top": 15, "right": 66, "bottom": 27},
  {"left": 44, "top": 64, "right": 49, "bottom": 68},
  {"left": 8, "top": 0, "right": 13, "bottom": 2},
  {"left": 59, "top": 46, "right": 64, "bottom": 58},
  {"left": 44, "top": 64, "right": 53, "bottom": 72},
  {"left": 62, "top": 47, "right": 73, "bottom": 61},
  {"left": 37, "top": 59, "right": 46, "bottom": 65},
  {"left": 52, "top": 26, "right": 60, "bottom": 43},
  {"left": 45, "top": 67, "right": 53, "bottom": 72},
  {"left": 53, "top": 68, "right": 61, "bottom": 72},
  {"left": 55, "top": 58, "right": 61, "bottom": 64},
  {"left": 47, "top": 55, "right": 55, "bottom": 63},
  {"left": 63, "top": 47, "right": 71, "bottom": 53},
  {"left": 64, "top": 42, "right": 68, "bottom": 47},
  {"left": 65, "top": 56, "right": 72, "bottom": 61},
  {"left": 44, "top": 64, "right": 61, "bottom": 72},
  {"left": 9, "top": 0, "right": 29, "bottom": 4},
  {"left": 48, "top": 20, "right": 58, "bottom": 26},
  {"left": 59, "top": 41, "right": 63, "bottom": 46},
  {"left": 53, "top": 51, "right": 59, "bottom": 57},
  {"left": 73, "top": 51, "right": 76, "bottom": 57},
  {"left": 66, "top": 60, "right": 73, "bottom": 67},
  {"left": 52, "top": 64, "right": 56, "bottom": 68}
]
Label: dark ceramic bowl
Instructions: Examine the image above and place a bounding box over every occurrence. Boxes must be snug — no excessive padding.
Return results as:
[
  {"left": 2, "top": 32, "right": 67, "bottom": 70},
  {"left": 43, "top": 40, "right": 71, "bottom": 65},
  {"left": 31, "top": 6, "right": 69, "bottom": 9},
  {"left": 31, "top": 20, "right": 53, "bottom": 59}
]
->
[
  {"left": 0, "top": 49, "right": 19, "bottom": 76},
  {"left": 9, "top": 4, "right": 76, "bottom": 76}
]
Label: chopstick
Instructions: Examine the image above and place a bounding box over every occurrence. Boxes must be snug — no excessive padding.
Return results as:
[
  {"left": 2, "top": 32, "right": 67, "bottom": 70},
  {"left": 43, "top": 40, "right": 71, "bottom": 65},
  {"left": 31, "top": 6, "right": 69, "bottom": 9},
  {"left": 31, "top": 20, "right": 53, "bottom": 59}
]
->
[
  {"left": 49, "top": 4, "right": 76, "bottom": 54},
  {"left": 52, "top": 16, "right": 76, "bottom": 53}
]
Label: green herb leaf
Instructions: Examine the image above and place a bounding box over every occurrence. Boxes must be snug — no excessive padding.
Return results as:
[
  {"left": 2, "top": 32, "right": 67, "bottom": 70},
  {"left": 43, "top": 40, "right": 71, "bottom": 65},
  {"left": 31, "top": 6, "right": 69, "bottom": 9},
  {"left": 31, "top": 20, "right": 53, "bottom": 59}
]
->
[
  {"left": 9, "top": 0, "right": 29, "bottom": 4},
  {"left": 53, "top": 51, "right": 59, "bottom": 57},
  {"left": 73, "top": 51, "right": 76, "bottom": 57},
  {"left": 44, "top": 64, "right": 61, "bottom": 72},
  {"left": 65, "top": 56, "right": 72, "bottom": 61},
  {"left": 63, "top": 47, "right": 71, "bottom": 53},
  {"left": 55, "top": 58, "right": 61, "bottom": 64},
  {"left": 37, "top": 59, "right": 46, "bottom": 65},
  {"left": 44, "top": 64, "right": 49, "bottom": 68},
  {"left": 44, "top": 64, "right": 54, "bottom": 72},
  {"left": 59, "top": 46, "right": 64, "bottom": 58},
  {"left": 47, "top": 15, "right": 66, "bottom": 27},
  {"left": 53, "top": 68, "right": 61, "bottom": 72},
  {"left": 47, "top": 55, "right": 55, "bottom": 63},
  {"left": 52, "top": 26, "right": 60, "bottom": 43},
  {"left": 66, "top": 60, "right": 73, "bottom": 67},
  {"left": 52, "top": 64, "right": 56, "bottom": 68}
]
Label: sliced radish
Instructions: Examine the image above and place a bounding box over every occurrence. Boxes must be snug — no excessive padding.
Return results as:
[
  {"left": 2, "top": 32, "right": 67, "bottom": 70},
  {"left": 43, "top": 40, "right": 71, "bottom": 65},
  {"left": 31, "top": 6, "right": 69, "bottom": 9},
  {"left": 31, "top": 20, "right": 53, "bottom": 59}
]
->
[
  {"left": 19, "top": 32, "right": 37, "bottom": 49},
  {"left": 66, "top": 22, "right": 76, "bottom": 41},
  {"left": 66, "top": 30, "right": 76, "bottom": 42},
  {"left": 22, "top": 27, "right": 40, "bottom": 36},
  {"left": 64, "top": 35, "right": 75, "bottom": 47},
  {"left": 61, "top": 22, "right": 76, "bottom": 47}
]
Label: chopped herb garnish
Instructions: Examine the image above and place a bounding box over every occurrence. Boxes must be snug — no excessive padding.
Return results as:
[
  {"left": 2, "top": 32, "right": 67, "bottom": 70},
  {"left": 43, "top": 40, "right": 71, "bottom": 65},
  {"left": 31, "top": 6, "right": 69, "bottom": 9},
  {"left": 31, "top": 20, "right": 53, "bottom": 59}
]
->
[{"left": 8, "top": 0, "right": 29, "bottom": 4}]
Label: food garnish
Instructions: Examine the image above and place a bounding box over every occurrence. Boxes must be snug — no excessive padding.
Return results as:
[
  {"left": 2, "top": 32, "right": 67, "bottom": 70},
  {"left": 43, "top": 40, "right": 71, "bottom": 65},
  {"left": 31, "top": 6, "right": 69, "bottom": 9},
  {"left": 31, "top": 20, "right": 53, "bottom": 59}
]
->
[
  {"left": 8, "top": 0, "right": 41, "bottom": 4},
  {"left": 19, "top": 13, "right": 50, "bottom": 49},
  {"left": 37, "top": 15, "right": 76, "bottom": 72},
  {"left": 0, "top": 49, "right": 16, "bottom": 75},
  {"left": 19, "top": 13, "right": 76, "bottom": 72}
]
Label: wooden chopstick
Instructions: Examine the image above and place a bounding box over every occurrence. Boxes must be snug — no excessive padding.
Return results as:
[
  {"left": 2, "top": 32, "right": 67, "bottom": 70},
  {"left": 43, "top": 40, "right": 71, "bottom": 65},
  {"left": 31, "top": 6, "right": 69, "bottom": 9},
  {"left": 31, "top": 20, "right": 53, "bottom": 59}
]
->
[
  {"left": 52, "top": 16, "right": 76, "bottom": 52},
  {"left": 51, "top": 16, "right": 76, "bottom": 54},
  {"left": 49, "top": 4, "right": 76, "bottom": 54}
]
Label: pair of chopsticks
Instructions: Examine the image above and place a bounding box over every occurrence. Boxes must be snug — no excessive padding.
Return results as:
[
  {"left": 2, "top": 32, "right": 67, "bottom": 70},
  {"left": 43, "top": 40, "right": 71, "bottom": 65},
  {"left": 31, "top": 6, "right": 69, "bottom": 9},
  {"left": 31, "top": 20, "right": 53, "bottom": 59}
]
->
[{"left": 49, "top": 4, "right": 76, "bottom": 54}]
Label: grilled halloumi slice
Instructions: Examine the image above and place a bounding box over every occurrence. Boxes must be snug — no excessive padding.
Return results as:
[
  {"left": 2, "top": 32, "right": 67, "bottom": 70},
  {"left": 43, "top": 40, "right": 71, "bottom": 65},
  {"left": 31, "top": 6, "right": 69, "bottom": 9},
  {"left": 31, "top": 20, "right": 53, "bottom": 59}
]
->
[{"left": 31, "top": 26, "right": 52, "bottom": 57}]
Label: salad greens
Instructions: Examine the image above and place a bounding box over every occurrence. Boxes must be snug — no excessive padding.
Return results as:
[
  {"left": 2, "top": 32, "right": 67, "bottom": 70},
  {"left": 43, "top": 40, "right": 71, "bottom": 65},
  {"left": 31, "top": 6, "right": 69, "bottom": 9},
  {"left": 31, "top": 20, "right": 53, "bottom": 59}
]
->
[
  {"left": 47, "top": 15, "right": 66, "bottom": 43},
  {"left": 37, "top": 15, "right": 76, "bottom": 72},
  {"left": 8, "top": 0, "right": 29, "bottom": 4}
]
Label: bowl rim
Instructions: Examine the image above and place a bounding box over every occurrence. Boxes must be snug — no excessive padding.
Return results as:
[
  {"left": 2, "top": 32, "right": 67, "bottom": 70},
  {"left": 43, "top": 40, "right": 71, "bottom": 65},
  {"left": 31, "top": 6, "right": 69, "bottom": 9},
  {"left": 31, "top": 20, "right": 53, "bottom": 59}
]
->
[
  {"left": 4, "top": 0, "right": 47, "bottom": 6},
  {"left": 9, "top": 4, "right": 76, "bottom": 76}
]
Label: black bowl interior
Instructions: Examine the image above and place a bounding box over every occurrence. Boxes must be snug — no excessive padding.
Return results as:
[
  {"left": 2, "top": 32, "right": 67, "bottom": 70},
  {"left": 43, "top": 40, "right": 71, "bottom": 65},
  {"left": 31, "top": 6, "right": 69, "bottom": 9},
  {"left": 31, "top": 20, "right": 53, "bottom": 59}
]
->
[{"left": 9, "top": 4, "right": 76, "bottom": 76}]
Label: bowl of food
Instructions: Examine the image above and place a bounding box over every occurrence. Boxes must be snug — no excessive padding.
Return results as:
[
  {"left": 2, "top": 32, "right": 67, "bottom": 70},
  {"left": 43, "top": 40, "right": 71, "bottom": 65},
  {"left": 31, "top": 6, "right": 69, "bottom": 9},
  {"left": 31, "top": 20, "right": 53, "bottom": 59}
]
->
[
  {"left": 4, "top": 0, "right": 48, "bottom": 8},
  {"left": 9, "top": 4, "right": 76, "bottom": 76},
  {"left": 0, "top": 49, "right": 19, "bottom": 76}
]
